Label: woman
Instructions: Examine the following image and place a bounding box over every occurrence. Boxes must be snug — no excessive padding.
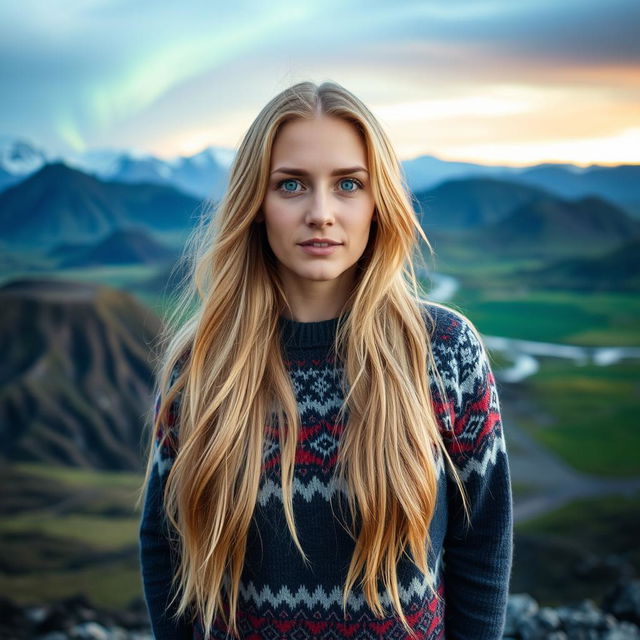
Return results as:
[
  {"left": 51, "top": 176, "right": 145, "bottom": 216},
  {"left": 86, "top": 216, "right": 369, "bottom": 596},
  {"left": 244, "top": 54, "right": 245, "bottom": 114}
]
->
[{"left": 138, "top": 80, "right": 513, "bottom": 640}]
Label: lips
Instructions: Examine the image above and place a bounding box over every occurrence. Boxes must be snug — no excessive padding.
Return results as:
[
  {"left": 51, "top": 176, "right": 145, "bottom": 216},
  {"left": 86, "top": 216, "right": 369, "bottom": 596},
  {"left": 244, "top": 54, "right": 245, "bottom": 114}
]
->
[{"left": 298, "top": 239, "right": 342, "bottom": 246}]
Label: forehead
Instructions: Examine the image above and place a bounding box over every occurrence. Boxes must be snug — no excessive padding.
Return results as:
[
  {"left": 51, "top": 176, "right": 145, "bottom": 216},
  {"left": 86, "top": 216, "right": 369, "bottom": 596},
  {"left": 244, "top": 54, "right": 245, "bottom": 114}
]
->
[{"left": 270, "top": 116, "right": 367, "bottom": 169}]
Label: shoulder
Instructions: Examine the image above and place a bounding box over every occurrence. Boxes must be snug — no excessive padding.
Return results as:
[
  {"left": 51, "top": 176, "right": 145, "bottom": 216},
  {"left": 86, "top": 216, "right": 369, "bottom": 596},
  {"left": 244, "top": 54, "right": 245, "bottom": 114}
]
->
[
  {"left": 418, "top": 301, "right": 497, "bottom": 429},
  {"left": 419, "top": 302, "right": 505, "bottom": 465},
  {"left": 419, "top": 301, "right": 488, "bottom": 372}
]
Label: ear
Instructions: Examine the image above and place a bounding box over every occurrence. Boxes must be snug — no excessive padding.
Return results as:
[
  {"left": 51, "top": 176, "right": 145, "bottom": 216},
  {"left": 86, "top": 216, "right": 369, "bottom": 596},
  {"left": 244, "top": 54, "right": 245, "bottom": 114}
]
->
[
  {"left": 372, "top": 208, "right": 378, "bottom": 221},
  {"left": 255, "top": 210, "right": 264, "bottom": 223}
]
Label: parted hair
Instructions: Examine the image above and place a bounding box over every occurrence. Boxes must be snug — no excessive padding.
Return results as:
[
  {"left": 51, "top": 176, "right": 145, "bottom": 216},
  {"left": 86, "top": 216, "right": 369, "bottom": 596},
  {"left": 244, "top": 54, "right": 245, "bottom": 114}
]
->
[{"left": 137, "top": 80, "right": 470, "bottom": 639}]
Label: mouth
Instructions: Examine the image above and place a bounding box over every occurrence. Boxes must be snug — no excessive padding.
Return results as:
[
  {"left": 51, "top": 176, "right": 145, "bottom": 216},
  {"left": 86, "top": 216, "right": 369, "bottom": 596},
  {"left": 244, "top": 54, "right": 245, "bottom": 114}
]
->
[
  {"left": 298, "top": 240, "right": 343, "bottom": 247},
  {"left": 297, "top": 241, "right": 342, "bottom": 256}
]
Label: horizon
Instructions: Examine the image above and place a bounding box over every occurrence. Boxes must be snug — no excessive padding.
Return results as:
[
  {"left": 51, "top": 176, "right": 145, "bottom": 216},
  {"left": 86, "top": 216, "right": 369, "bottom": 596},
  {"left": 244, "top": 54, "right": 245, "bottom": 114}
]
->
[{"left": 4, "top": 135, "right": 639, "bottom": 171}]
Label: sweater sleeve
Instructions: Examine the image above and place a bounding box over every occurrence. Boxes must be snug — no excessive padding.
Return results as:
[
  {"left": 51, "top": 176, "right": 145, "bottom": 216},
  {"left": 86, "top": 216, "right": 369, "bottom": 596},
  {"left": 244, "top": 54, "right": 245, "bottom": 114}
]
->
[
  {"left": 139, "top": 379, "right": 193, "bottom": 640},
  {"left": 442, "top": 317, "right": 514, "bottom": 640}
]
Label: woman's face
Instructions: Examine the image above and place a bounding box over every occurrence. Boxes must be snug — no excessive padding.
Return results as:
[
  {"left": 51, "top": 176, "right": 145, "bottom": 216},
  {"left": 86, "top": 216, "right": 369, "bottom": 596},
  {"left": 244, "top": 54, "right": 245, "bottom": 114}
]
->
[{"left": 260, "top": 115, "right": 376, "bottom": 296}]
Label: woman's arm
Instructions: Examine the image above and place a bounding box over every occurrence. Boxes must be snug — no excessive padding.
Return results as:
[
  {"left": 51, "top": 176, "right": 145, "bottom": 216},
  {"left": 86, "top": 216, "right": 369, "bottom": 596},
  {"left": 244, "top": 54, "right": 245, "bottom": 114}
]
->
[
  {"left": 139, "top": 390, "right": 193, "bottom": 640},
  {"left": 443, "top": 317, "right": 514, "bottom": 640}
]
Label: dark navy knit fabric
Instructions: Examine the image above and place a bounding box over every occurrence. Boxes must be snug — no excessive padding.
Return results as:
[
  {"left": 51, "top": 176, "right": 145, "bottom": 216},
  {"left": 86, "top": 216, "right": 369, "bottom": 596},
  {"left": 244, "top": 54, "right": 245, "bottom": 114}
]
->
[{"left": 139, "top": 303, "right": 513, "bottom": 639}]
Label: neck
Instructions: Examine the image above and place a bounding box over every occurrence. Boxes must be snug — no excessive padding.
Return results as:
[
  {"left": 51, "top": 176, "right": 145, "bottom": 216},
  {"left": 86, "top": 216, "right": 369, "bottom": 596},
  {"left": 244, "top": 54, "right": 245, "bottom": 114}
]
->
[{"left": 278, "top": 266, "right": 356, "bottom": 323}]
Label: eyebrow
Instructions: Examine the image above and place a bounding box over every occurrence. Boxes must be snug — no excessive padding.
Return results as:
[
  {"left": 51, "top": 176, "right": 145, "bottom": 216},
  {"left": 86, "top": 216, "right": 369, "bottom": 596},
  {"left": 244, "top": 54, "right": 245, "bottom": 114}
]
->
[{"left": 270, "top": 166, "right": 369, "bottom": 177}]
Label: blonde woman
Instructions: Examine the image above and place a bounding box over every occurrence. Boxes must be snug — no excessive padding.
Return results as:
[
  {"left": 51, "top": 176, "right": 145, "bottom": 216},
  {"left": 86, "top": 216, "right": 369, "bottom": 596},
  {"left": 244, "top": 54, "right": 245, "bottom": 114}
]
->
[{"left": 138, "top": 81, "right": 513, "bottom": 640}]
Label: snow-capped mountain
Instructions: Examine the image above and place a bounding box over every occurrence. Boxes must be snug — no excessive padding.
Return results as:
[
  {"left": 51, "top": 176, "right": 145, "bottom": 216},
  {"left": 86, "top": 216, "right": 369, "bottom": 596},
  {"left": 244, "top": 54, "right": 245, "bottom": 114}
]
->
[
  {"left": 0, "top": 137, "right": 235, "bottom": 200},
  {"left": 61, "top": 145, "right": 233, "bottom": 200},
  {"left": 0, "top": 136, "right": 638, "bottom": 216},
  {"left": 0, "top": 136, "right": 50, "bottom": 191},
  {"left": 0, "top": 136, "right": 49, "bottom": 175}
]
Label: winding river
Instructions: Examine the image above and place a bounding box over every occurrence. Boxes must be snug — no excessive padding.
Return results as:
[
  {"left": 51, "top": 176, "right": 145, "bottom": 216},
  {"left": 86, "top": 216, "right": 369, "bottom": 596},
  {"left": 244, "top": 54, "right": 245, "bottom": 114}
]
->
[{"left": 426, "top": 272, "right": 640, "bottom": 383}]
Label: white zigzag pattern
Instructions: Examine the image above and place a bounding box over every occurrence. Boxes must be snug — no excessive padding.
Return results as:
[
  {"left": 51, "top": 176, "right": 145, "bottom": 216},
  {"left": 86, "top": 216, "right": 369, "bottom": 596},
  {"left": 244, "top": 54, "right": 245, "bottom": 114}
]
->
[
  {"left": 238, "top": 550, "right": 444, "bottom": 612},
  {"left": 258, "top": 451, "right": 447, "bottom": 506},
  {"left": 258, "top": 474, "right": 348, "bottom": 506},
  {"left": 454, "top": 431, "right": 507, "bottom": 483}
]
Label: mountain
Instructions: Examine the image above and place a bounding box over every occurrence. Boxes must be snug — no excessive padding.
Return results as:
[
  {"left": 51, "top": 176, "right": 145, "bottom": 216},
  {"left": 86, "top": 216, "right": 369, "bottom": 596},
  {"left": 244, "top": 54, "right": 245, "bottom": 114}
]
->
[
  {"left": 0, "top": 136, "right": 49, "bottom": 192},
  {"left": 0, "top": 167, "right": 19, "bottom": 196},
  {"left": 513, "top": 237, "right": 640, "bottom": 292},
  {"left": 49, "top": 226, "right": 179, "bottom": 268},
  {"left": 0, "top": 138, "right": 233, "bottom": 200},
  {"left": 0, "top": 162, "right": 203, "bottom": 250},
  {"left": 1, "top": 136, "right": 637, "bottom": 216},
  {"left": 414, "top": 177, "right": 549, "bottom": 230},
  {"left": 475, "top": 194, "right": 640, "bottom": 260},
  {"left": 65, "top": 145, "right": 232, "bottom": 200},
  {"left": 0, "top": 136, "right": 48, "bottom": 176},
  {"left": 402, "top": 154, "right": 640, "bottom": 218},
  {"left": 401, "top": 154, "right": 521, "bottom": 193},
  {"left": 161, "top": 147, "right": 232, "bottom": 200},
  {"left": 0, "top": 277, "right": 163, "bottom": 470},
  {"left": 511, "top": 164, "right": 640, "bottom": 218}
]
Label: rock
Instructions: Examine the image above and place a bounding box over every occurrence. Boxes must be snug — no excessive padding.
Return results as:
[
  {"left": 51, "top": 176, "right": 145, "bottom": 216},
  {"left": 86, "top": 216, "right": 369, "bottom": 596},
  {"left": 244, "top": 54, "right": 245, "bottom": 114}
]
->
[
  {"left": 517, "top": 605, "right": 563, "bottom": 639},
  {"left": 601, "top": 621, "right": 640, "bottom": 639},
  {"left": 556, "top": 599, "right": 616, "bottom": 634},
  {"left": 70, "top": 621, "right": 110, "bottom": 639},
  {"left": 0, "top": 596, "right": 29, "bottom": 639},
  {"left": 506, "top": 593, "right": 540, "bottom": 635},
  {"left": 603, "top": 580, "right": 640, "bottom": 627}
]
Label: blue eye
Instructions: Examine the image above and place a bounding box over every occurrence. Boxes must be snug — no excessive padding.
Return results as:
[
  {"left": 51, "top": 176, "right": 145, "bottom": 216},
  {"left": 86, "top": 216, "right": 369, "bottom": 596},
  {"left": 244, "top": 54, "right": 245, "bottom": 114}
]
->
[
  {"left": 279, "top": 179, "right": 301, "bottom": 193},
  {"left": 340, "top": 178, "right": 361, "bottom": 192},
  {"left": 276, "top": 177, "right": 363, "bottom": 195}
]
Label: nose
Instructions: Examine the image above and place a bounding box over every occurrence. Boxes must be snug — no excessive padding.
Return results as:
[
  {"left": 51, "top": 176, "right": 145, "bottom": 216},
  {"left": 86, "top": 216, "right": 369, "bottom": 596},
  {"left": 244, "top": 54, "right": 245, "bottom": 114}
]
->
[{"left": 305, "top": 188, "right": 334, "bottom": 227}]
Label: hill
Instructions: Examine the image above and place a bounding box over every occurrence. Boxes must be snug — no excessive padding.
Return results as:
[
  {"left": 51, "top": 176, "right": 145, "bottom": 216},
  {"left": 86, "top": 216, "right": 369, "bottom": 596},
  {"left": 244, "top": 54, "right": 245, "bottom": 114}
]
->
[
  {"left": 0, "top": 277, "right": 163, "bottom": 470},
  {"left": 414, "top": 177, "right": 548, "bottom": 230},
  {"left": 49, "top": 226, "right": 179, "bottom": 268},
  {"left": 513, "top": 237, "right": 640, "bottom": 292},
  {"left": 476, "top": 194, "right": 640, "bottom": 260},
  {"left": 515, "top": 163, "right": 640, "bottom": 218},
  {"left": 0, "top": 162, "right": 203, "bottom": 249}
]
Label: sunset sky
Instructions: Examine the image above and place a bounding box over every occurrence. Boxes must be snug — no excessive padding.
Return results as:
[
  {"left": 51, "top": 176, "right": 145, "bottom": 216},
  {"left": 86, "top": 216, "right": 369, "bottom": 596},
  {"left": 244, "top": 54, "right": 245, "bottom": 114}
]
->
[{"left": 1, "top": 0, "right": 638, "bottom": 167}]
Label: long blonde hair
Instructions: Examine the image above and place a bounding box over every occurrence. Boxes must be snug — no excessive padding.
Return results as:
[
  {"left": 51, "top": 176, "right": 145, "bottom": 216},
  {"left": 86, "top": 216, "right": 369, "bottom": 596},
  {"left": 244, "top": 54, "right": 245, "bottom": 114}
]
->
[{"left": 137, "top": 80, "right": 470, "bottom": 639}]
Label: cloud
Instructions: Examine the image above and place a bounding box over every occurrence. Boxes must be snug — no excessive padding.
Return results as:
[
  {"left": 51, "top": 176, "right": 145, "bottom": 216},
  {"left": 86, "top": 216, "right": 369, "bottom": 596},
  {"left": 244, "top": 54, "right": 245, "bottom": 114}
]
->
[
  {"left": 0, "top": 0, "right": 638, "bottom": 163},
  {"left": 0, "top": 1, "right": 327, "bottom": 149}
]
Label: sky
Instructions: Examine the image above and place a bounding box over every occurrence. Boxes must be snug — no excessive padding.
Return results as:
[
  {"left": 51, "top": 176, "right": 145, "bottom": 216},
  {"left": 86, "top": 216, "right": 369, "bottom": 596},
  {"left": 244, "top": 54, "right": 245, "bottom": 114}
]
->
[{"left": 1, "top": 0, "right": 639, "bottom": 167}]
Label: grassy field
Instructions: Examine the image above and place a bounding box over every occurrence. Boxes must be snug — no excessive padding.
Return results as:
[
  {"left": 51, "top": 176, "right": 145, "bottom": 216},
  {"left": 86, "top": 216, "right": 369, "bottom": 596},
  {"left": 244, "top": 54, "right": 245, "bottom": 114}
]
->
[
  {"left": 450, "top": 285, "right": 640, "bottom": 346},
  {"left": 0, "top": 464, "right": 146, "bottom": 609},
  {"left": 0, "top": 263, "right": 160, "bottom": 290},
  {"left": 513, "top": 490, "right": 640, "bottom": 606},
  {"left": 508, "top": 358, "right": 640, "bottom": 476}
]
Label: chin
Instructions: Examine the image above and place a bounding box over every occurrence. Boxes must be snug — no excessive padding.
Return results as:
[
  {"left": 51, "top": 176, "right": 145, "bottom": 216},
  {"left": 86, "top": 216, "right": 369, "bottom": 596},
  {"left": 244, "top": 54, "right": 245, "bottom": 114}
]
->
[
  {"left": 299, "top": 267, "right": 343, "bottom": 281},
  {"left": 302, "top": 273, "right": 339, "bottom": 282}
]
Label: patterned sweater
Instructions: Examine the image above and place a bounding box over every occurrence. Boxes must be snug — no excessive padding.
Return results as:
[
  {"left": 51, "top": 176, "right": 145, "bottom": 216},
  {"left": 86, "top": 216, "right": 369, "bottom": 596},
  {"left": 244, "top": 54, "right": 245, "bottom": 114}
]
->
[{"left": 139, "top": 303, "right": 513, "bottom": 639}]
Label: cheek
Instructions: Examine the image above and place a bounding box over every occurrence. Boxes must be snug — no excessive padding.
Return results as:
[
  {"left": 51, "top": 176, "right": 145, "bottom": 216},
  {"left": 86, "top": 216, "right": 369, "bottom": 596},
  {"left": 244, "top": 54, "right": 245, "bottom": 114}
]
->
[
  {"left": 351, "top": 207, "right": 375, "bottom": 243},
  {"left": 263, "top": 210, "right": 295, "bottom": 247}
]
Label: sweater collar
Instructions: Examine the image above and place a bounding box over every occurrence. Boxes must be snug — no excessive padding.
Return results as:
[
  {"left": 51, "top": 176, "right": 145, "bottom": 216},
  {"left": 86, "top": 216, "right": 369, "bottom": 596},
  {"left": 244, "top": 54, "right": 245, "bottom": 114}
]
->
[{"left": 278, "top": 312, "right": 348, "bottom": 348}]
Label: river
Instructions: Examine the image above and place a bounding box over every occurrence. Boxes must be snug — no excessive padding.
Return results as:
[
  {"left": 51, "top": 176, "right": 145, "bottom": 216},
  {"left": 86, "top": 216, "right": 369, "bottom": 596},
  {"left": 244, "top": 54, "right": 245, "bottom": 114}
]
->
[{"left": 425, "top": 272, "right": 640, "bottom": 383}]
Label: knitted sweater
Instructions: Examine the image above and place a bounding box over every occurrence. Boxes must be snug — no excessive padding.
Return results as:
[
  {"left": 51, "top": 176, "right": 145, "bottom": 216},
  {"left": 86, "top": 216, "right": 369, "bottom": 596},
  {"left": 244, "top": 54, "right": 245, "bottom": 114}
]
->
[{"left": 139, "top": 303, "right": 513, "bottom": 639}]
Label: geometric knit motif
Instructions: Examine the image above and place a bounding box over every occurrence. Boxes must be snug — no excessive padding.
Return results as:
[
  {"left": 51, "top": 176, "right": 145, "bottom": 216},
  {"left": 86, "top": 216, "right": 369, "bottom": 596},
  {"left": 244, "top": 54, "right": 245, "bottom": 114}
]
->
[{"left": 142, "top": 302, "right": 513, "bottom": 640}]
